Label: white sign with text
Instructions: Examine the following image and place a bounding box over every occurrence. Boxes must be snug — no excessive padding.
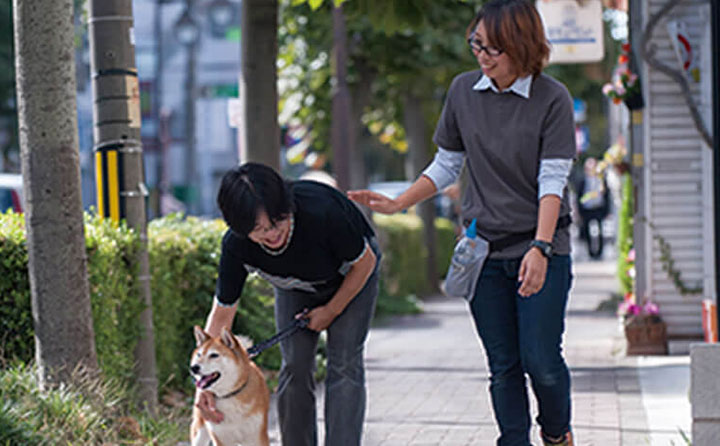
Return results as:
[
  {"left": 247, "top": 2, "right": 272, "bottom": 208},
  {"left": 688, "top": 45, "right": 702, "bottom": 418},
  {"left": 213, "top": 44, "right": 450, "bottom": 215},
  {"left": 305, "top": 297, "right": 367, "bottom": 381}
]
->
[{"left": 536, "top": 0, "right": 605, "bottom": 64}]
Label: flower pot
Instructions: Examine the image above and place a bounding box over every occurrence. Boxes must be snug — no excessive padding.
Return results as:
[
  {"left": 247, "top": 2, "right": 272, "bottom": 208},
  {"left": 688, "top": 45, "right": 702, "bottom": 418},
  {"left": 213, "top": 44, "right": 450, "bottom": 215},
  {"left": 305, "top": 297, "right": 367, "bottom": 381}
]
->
[{"left": 624, "top": 317, "right": 668, "bottom": 355}]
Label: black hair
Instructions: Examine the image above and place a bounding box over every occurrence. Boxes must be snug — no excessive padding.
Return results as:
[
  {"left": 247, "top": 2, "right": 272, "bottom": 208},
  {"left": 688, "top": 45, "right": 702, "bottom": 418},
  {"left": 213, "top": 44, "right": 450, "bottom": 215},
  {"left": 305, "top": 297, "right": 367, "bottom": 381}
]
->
[{"left": 216, "top": 162, "right": 295, "bottom": 237}]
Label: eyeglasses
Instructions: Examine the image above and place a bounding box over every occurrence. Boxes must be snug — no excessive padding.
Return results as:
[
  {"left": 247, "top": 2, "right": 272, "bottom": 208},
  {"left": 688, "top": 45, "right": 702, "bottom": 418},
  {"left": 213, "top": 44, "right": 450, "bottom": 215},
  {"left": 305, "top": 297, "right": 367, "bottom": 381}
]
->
[
  {"left": 467, "top": 36, "right": 503, "bottom": 57},
  {"left": 250, "top": 216, "right": 289, "bottom": 237}
]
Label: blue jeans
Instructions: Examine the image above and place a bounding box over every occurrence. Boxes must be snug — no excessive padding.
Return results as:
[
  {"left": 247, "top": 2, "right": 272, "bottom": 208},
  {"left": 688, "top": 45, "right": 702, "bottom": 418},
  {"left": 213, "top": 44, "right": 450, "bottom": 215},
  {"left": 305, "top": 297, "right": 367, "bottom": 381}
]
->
[
  {"left": 469, "top": 255, "right": 572, "bottom": 446},
  {"left": 275, "top": 239, "right": 381, "bottom": 446}
]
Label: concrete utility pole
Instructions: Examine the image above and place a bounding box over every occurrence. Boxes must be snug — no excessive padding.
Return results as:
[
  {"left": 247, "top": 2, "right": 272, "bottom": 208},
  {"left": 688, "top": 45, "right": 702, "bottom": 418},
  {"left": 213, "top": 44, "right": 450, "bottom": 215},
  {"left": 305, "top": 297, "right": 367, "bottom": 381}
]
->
[{"left": 88, "top": 0, "right": 158, "bottom": 412}]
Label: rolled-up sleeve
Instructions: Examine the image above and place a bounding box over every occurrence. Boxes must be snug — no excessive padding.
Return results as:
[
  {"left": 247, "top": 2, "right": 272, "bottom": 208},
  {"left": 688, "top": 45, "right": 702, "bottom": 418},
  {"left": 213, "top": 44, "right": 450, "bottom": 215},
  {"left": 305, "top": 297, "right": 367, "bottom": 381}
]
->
[
  {"left": 538, "top": 158, "right": 573, "bottom": 199},
  {"left": 421, "top": 147, "right": 465, "bottom": 191}
]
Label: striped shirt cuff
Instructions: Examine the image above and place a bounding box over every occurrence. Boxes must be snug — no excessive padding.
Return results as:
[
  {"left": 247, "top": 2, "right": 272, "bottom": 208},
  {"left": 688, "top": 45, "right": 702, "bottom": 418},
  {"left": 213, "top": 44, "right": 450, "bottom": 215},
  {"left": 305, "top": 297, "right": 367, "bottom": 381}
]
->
[
  {"left": 421, "top": 147, "right": 465, "bottom": 191},
  {"left": 538, "top": 158, "right": 573, "bottom": 199}
]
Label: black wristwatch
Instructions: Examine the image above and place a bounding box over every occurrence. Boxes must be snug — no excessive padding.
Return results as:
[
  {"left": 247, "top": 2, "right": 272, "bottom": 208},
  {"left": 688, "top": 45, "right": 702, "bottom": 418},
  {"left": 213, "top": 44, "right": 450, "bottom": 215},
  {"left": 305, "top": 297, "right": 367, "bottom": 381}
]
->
[{"left": 529, "top": 239, "right": 553, "bottom": 259}]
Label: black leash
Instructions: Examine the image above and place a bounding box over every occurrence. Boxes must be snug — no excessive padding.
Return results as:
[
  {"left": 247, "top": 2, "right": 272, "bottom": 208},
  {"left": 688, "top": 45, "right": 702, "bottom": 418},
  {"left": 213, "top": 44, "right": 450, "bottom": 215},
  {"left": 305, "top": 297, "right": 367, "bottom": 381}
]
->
[{"left": 247, "top": 312, "right": 309, "bottom": 358}]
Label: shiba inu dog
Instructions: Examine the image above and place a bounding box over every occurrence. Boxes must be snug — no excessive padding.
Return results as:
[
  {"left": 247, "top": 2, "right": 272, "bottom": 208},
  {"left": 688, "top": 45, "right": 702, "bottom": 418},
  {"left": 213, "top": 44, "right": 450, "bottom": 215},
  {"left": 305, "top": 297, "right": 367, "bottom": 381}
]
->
[{"left": 190, "top": 326, "right": 270, "bottom": 446}]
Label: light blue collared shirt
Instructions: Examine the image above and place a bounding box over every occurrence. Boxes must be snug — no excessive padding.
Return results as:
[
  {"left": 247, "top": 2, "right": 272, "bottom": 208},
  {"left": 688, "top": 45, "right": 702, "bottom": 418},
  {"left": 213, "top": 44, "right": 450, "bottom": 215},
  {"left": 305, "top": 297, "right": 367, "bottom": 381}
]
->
[
  {"left": 422, "top": 74, "right": 572, "bottom": 199},
  {"left": 473, "top": 74, "right": 533, "bottom": 99}
]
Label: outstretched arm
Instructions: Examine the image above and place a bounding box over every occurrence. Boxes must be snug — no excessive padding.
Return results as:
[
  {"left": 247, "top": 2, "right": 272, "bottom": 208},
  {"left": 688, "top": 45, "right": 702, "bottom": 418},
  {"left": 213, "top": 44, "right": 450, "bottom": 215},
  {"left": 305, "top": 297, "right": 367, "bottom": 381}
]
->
[{"left": 348, "top": 175, "right": 438, "bottom": 214}]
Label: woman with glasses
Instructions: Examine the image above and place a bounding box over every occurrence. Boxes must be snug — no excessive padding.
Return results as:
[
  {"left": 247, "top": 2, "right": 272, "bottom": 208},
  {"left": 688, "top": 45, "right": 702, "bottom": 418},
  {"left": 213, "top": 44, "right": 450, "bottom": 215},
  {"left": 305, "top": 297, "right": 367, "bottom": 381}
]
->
[
  {"left": 349, "top": 1, "right": 575, "bottom": 445},
  {"left": 197, "top": 162, "right": 381, "bottom": 446}
]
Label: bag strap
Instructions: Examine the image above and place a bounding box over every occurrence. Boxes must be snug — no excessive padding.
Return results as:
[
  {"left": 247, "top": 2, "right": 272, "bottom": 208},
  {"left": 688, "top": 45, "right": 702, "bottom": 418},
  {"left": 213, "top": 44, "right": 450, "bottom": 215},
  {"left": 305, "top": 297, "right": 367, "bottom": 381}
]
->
[{"left": 487, "top": 215, "right": 572, "bottom": 253}]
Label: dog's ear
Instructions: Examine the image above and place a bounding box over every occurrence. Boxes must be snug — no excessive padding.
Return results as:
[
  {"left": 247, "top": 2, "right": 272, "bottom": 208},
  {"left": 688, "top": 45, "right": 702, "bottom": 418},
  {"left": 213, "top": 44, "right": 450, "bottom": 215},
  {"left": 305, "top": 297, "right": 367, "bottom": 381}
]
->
[
  {"left": 220, "top": 327, "right": 238, "bottom": 350},
  {"left": 194, "top": 325, "right": 210, "bottom": 347}
]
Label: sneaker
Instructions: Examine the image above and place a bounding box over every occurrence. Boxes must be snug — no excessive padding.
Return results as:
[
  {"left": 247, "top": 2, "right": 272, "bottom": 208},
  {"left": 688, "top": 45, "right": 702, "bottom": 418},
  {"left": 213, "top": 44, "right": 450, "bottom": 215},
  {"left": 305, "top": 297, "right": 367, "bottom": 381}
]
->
[{"left": 541, "top": 430, "right": 574, "bottom": 446}]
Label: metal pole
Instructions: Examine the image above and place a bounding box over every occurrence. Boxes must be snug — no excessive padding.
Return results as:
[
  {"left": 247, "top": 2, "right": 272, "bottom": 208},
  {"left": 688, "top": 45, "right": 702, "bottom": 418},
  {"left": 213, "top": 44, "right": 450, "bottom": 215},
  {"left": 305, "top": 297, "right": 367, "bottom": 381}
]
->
[
  {"left": 629, "top": 0, "right": 647, "bottom": 302},
  {"left": 711, "top": 0, "right": 720, "bottom": 335},
  {"left": 153, "top": 0, "right": 164, "bottom": 217},
  {"left": 88, "top": 0, "right": 158, "bottom": 412},
  {"left": 184, "top": 0, "right": 198, "bottom": 214}
]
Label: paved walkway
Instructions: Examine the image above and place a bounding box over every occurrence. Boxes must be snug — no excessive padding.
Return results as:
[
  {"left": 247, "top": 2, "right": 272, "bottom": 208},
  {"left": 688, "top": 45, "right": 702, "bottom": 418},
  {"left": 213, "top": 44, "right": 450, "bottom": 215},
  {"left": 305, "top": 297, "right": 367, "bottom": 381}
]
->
[{"left": 268, "top": 249, "right": 692, "bottom": 445}]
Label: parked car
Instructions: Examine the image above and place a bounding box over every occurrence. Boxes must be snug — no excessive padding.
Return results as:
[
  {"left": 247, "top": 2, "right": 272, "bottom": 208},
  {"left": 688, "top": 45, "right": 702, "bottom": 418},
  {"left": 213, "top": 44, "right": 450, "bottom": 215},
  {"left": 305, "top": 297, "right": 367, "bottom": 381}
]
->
[{"left": 0, "top": 173, "right": 24, "bottom": 213}]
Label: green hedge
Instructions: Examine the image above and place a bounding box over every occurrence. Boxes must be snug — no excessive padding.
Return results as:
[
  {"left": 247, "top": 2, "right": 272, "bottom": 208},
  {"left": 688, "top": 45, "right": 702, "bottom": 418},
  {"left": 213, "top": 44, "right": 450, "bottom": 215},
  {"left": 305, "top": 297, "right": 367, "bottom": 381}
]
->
[
  {"left": 373, "top": 213, "right": 455, "bottom": 298},
  {"left": 0, "top": 212, "right": 277, "bottom": 392},
  {"left": 1, "top": 210, "right": 453, "bottom": 394},
  {"left": 616, "top": 173, "right": 634, "bottom": 295},
  {"left": 146, "top": 215, "right": 279, "bottom": 389}
]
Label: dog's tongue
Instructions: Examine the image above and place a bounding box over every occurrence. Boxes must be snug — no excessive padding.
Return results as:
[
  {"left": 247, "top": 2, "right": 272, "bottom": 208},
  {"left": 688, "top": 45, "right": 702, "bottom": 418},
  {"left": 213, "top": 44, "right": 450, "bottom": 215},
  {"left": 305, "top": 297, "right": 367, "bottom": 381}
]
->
[{"left": 196, "top": 373, "right": 218, "bottom": 389}]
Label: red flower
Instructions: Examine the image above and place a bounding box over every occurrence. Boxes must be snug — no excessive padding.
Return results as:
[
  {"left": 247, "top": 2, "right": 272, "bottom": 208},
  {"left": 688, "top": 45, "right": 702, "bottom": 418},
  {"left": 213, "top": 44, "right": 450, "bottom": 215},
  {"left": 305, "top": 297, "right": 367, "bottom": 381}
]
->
[
  {"left": 621, "top": 42, "right": 631, "bottom": 53},
  {"left": 618, "top": 54, "right": 629, "bottom": 64}
]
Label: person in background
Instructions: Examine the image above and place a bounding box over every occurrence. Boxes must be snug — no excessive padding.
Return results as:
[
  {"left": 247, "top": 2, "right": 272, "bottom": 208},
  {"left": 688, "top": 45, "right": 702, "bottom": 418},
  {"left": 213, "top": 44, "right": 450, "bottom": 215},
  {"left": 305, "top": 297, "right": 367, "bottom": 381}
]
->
[
  {"left": 574, "top": 157, "right": 611, "bottom": 260},
  {"left": 349, "top": 1, "right": 575, "bottom": 445},
  {"left": 196, "top": 162, "right": 381, "bottom": 446}
]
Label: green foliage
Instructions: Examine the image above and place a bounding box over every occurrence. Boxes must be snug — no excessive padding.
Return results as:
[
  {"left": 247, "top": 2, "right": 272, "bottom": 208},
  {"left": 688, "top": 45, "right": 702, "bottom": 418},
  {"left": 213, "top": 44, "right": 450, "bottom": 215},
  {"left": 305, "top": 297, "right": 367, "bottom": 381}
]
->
[
  {"left": 278, "top": 0, "right": 479, "bottom": 173},
  {"left": 616, "top": 173, "right": 633, "bottom": 295},
  {"left": 0, "top": 211, "right": 142, "bottom": 384},
  {"left": 83, "top": 213, "right": 144, "bottom": 383},
  {"left": 0, "top": 0, "right": 18, "bottom": 169},
  {"left": 0, "top": 211, "right": 32, "bottom": 363},
  {"left": 373, "top": 213, "right": 455, "bottom": 298},
  {"left": 147, "top": 215, "right": 280, "bottom": 390},
  {"left": 644, "top": 219, "right": 703, "bottom": 296},
  {"left": 0, "top": 211, "right": 278, "bottom": 395},
  {"left": 0, "top": 362, "right": 186, "bottom": 445}
]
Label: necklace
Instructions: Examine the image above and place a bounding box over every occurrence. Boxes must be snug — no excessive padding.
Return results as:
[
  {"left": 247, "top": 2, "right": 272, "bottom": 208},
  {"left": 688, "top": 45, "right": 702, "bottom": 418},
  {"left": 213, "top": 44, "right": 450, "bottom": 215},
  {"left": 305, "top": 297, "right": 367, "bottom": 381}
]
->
[{"left": 259, "top": 213, "right": 294, "bottom": 256}]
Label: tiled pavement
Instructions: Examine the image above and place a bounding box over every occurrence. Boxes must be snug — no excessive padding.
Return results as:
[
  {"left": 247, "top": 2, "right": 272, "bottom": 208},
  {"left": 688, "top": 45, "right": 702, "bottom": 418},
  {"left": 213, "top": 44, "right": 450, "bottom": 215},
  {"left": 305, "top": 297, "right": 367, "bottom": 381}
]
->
[{"left": 267, "top": 254, "right": 691, "bottom": 446}]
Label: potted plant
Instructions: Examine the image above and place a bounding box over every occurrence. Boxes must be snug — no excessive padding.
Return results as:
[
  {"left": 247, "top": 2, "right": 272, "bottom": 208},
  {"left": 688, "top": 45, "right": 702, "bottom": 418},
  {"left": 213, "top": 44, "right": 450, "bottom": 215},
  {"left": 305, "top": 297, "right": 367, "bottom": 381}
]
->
[
  {"left": 602, "top": 42, "right": 644, "bottom": 110},
  {"left": 619, "top": 293, "right": 668, "bottom": 355}
]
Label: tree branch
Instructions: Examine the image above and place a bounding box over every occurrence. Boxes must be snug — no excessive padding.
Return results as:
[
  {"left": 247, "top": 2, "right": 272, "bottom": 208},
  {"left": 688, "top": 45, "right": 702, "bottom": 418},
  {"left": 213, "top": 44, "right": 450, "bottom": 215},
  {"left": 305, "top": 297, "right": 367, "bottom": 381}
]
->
[{"left": 639, "top": 0, "right": 713, "bottom": 149}]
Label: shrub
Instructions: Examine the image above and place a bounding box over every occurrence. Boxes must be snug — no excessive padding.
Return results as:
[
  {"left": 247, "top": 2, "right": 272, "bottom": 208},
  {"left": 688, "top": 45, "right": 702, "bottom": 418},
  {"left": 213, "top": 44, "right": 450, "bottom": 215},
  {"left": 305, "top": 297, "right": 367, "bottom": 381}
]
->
[
  {"left": 0, "top": 211, "right": 142, "bottom": 384},
  {"left": 616, "top": 173, "right": 634, "bottom": 295},
  {"left": 147, "top": 215, "right": 279, "bottom": 389},
  {"left": 0, "top": 362, "right": 185, "bottom": 445},
  {"left": 372, "top": 213, "right": 455, "bottom": 298}
]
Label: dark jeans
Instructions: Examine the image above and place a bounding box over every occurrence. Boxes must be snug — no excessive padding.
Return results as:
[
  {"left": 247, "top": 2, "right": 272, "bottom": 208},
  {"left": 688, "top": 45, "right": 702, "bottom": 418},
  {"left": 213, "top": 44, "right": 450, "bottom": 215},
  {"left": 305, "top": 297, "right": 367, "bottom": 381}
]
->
[
  {"left": 469, "top": 255, "right": 573, "bottom": 446},
  {"left": 580, "top": 216, "right": 604, "bottom": 259},
  {"left": 275, "top": 239, "right": 381, "bottom": 446}
]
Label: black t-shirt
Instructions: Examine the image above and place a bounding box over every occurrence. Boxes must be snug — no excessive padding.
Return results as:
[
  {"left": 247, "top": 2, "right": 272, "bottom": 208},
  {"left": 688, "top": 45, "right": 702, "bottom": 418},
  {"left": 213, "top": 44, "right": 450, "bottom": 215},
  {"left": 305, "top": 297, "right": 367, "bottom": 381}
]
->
[{"left": 215, "top": 180, "right": 375, "bottom": 305}]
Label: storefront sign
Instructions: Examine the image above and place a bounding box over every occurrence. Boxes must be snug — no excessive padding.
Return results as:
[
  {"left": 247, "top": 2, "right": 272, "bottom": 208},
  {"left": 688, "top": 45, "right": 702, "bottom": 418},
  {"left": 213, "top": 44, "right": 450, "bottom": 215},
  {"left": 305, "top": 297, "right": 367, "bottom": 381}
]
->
[{"left": 536, "top": 0, "right": 605, "bottom": 64}]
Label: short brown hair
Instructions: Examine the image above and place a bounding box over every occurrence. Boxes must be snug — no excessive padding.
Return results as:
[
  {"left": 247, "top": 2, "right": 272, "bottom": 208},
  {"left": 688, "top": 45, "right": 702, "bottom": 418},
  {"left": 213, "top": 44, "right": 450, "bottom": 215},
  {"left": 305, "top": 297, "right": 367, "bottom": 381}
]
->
[{"left": 466, "top": 0, "right": 550, "bottom": 76}]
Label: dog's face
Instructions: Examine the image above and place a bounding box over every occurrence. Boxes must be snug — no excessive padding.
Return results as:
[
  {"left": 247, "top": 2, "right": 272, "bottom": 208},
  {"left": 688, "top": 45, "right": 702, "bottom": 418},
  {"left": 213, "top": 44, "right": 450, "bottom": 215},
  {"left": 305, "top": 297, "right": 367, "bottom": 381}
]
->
[{"left": 190, "top": 326, "right": 248, "bottom": 396}]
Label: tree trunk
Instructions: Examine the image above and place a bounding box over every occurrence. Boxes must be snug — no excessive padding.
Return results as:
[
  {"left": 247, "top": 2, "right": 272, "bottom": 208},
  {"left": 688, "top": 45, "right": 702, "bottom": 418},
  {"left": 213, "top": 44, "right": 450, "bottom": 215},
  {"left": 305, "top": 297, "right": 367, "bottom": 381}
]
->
[
  {"left": 88, "top": 0, "right": 158, "bottom": 412},
  {"left": 403, "top": 91, "right": 439, "bottom": 293},
  {"left": 331, "top": 4, "right": 352, "bottom": 191},
  {"left": 240, "top": 0, "right": 280, "bottom": 170},
  {"left": 12, "top": 0, "right": 98, "bottom": 388},
  {"left": 349, "top": 57, "right": 375, "bottom": 190}
]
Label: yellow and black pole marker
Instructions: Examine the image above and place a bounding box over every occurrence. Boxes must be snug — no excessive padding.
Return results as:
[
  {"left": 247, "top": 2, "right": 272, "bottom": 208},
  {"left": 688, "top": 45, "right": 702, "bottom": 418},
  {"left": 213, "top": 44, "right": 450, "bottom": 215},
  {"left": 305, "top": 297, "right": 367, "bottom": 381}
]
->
[
  {"left": 88, "top": 0, "right": 157, "bottom": 412},
  {"left": 94, "top": 142, "right": 124, "bottom": 221}
]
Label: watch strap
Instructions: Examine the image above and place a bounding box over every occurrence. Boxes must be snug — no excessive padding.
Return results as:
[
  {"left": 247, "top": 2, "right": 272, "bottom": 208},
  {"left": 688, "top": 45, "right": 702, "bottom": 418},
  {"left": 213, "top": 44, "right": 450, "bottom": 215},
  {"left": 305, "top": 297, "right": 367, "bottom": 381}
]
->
[{"left": 529, "top": 239, "right": 553, "bottom": 258}]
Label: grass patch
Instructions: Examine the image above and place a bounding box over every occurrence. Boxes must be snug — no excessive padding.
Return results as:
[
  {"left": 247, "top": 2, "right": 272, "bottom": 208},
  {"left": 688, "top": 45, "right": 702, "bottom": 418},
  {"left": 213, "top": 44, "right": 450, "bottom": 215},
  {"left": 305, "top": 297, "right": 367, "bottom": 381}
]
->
[{"left": 0, "top": 362, "right": 189, "bottom": 445}]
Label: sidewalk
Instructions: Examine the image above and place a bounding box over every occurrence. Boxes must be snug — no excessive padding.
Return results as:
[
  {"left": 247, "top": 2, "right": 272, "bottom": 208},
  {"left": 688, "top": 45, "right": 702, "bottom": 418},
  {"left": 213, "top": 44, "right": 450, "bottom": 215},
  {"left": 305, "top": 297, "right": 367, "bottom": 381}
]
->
[{"left": 268, "top": 249, "right": 692, "bottom": 445}]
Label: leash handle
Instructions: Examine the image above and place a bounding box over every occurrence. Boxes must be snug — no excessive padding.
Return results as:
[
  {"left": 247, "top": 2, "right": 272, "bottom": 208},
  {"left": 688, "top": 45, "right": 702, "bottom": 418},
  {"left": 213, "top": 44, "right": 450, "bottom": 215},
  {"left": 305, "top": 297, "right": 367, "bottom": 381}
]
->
[{"left": 247, "top": 310, "right": 310, "bottom": 358}]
